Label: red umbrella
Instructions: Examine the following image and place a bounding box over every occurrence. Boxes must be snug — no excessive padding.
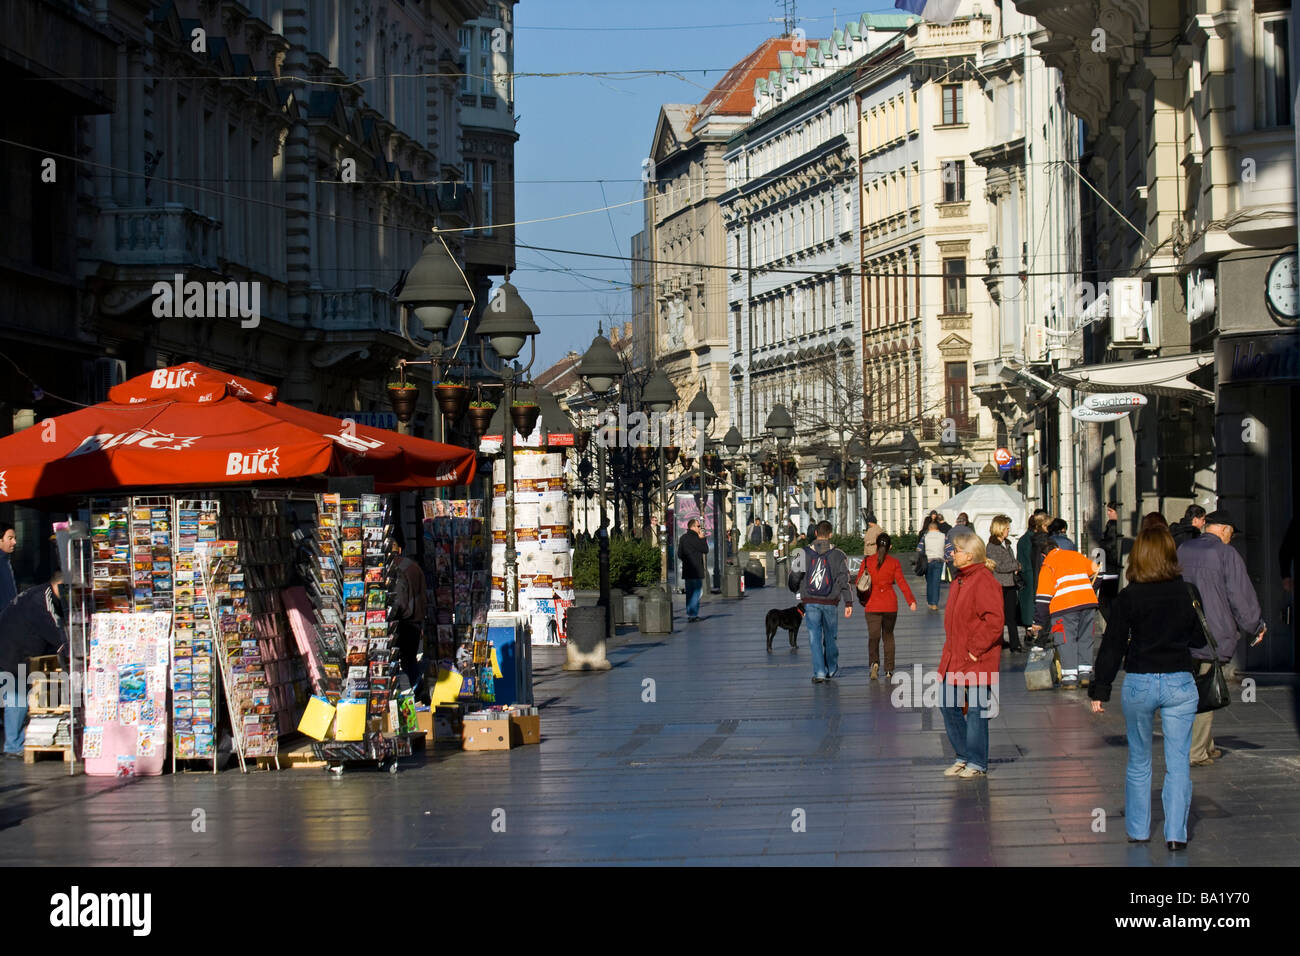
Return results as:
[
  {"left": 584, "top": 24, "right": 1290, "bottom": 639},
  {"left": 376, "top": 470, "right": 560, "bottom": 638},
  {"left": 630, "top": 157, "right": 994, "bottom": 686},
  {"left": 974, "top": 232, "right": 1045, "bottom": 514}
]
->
[{"left": 0, "top": 363, "right": 476, "bottom": 502}]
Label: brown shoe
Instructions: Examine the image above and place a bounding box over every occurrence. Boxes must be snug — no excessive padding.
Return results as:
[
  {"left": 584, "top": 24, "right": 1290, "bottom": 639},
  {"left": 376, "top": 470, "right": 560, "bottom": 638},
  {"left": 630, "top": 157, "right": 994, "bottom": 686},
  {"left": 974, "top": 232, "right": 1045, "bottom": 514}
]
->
[
  {"left": 1207, "top": 748, "right": 1223, "bottom": 759},
  {"left": 1190, "top": 756, "right": 1214, "bottom": 767}
]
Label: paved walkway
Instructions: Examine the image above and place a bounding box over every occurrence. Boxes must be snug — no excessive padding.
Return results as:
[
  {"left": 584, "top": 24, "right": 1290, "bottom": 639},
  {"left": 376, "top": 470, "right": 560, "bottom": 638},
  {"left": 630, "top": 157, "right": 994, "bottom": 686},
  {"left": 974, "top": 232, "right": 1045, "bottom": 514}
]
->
[{"left": 0, "top": 582, "right": 1297, "bottom": 865}]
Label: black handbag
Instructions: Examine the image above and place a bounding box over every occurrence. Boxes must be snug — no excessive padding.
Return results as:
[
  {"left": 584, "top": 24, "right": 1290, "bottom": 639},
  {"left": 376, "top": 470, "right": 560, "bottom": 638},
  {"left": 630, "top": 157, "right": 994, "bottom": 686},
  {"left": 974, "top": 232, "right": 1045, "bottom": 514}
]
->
[
  {"left": 914, "top": 547, "right": 926, "bottom": 577},
  {"left": 1186, "top": 583, "right": 1230, "bottom": 713}
]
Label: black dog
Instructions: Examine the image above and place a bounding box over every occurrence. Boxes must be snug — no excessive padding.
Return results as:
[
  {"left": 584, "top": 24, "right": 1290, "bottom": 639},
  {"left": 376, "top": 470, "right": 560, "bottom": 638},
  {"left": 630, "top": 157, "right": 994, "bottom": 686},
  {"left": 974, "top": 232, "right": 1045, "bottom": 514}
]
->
[{"left": 766, "top": 604, "right": 805, "bottom": 652}]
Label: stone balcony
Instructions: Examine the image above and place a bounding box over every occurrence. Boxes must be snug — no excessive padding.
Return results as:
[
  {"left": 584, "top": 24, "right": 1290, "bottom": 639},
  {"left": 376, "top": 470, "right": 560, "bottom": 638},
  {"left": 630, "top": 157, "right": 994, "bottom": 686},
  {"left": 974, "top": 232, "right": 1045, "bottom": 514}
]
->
[
  {"left": 313, "top": 287, "right": 411, "bottom": 338},
  {"left": 97, "top": 204, "right": 220, "bottom": 271}
]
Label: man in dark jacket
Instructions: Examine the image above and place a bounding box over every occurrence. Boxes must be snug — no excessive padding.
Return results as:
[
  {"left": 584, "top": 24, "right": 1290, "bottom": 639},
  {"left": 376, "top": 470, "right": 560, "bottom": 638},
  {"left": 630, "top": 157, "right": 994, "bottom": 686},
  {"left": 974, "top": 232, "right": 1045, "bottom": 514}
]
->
[
  {"left": 762, "top": 520, "right": 773, "bottom": 543},
  {"left": 1095, "top": 503, "right": 1121, "bottom": 620},
  {"left": 678, "top": 519, "right": 710, "bottom": 622},
  {"left": 0, "top": 573, "right": 66, "bottom": 756},
  {"left": 1170, "top": 505, "right": 1206, "bottom": 546},
  {"left": 0, "top": 524, "right": 17, "bottom": 612},
  {"left": 789, "top": 521, "right": 853, "bottom": 683},
  {"left": 1177, "top": 511, "right": 1266, "bottom": 766},
  {"left": 747, "top": 517, "right": 764, "bottom": 547}
]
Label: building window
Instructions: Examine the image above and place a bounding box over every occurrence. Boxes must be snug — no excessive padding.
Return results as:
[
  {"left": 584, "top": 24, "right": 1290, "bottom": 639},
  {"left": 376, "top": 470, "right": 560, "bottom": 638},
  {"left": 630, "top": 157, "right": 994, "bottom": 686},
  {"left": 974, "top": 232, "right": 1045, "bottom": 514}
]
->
[
  {"left": 940, "top": 84, "right": 964, "bottom": 125},
  {"left": 481, "top": 162, "right": 494, "bottom": 234},
  {"left": 480, "top": 30, "right": 493, "bottom": 94},
  {"left": 942, "top": 258, "right": 967, "bottom": 314},
  {"left": 1258, "top": 14, "right": 1292, "bottom": 128},
  {"left": 942, "top": 160, "right": 966, "bottom": 202},
  {"left": 945, "top": 361, "right": 970, "bottom": 429},
  {"left": 458, "top": 29, "right": 473, "bottom": 95}
]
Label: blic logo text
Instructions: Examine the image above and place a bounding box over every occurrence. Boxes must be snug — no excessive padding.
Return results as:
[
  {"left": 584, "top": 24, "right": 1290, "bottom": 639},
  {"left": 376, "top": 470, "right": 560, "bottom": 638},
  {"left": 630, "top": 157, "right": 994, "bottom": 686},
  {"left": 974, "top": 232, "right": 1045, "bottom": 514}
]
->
[{"left": 225, "top": 448, "right": 280, "bottom": 476}]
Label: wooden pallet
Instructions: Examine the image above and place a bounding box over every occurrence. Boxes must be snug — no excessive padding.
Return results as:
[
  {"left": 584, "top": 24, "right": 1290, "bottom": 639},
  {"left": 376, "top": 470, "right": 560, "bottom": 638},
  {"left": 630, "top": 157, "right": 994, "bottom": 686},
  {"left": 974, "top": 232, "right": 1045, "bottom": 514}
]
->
[{"left": 24, "top": 746, "right": 73, "bottom": 764}]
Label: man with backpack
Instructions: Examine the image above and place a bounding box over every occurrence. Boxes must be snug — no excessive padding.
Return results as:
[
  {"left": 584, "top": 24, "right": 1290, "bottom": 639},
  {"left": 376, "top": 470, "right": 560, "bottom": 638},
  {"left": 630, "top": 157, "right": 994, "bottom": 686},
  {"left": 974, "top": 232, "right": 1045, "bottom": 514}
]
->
[{"left": 789, "top": 520, "right": 853, "bottom": 683}]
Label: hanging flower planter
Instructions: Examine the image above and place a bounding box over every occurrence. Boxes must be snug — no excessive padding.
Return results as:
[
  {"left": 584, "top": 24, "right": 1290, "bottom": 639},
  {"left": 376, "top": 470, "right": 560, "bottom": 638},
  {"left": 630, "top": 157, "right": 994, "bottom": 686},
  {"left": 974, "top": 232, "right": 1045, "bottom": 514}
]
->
[
  {"left": 434, "top": 382, "right": 470, "bottom": 423},
  {"left": 573, "top": 428, "right": 591, "bottom": 455},
  {"left": 635, "top": 445, "right": 655, "bottom": 467},
  {"left": 664, "top": 445, "right": 680, "bottom": 466},
  {"left": 510, "top": 400, "right": 540, "bottom": 438},
  {"left": 466, "top": 400, "right": 496, "bottom": 439},
  {"left": 386, "top": 382, "right": 419, "bottom": 423}
]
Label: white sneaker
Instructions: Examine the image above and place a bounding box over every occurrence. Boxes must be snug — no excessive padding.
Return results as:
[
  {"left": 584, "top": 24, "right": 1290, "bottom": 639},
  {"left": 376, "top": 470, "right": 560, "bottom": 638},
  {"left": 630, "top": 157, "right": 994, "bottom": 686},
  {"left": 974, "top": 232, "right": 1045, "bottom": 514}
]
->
[
  {"left": 943, "top": 761, "right": 967, "bottom": 776},
  {"left": 958, "top": 766, "right": 987, "bottom": 778}
]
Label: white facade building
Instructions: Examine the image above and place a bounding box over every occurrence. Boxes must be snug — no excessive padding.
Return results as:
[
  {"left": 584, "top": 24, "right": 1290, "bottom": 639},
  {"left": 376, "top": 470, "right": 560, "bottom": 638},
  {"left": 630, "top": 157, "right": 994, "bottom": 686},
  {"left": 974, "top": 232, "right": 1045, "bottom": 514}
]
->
[{"left": 721, "top": 16, "right": 916, "bottom": 533}]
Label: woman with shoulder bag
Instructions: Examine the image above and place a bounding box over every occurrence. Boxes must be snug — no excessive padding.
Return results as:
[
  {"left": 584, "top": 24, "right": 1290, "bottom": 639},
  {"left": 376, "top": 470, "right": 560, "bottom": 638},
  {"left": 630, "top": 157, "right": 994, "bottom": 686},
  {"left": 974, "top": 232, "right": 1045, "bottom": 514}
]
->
[
  {"left": 1088, "top": 526, "right": 1207, "bottom": 851},
  {"left": 986, "top": 515, "right": 1023, "bottom": 652},
  {"left": 855, "top": 533, "right": 917, "bottom": 681}
]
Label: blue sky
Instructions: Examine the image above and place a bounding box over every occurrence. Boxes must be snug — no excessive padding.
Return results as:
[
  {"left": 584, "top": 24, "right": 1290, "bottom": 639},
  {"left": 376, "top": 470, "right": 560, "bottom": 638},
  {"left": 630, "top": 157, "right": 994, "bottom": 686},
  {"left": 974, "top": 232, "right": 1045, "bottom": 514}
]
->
[{"left": 512, "top": 1, "right": 898, "bottom": 370}]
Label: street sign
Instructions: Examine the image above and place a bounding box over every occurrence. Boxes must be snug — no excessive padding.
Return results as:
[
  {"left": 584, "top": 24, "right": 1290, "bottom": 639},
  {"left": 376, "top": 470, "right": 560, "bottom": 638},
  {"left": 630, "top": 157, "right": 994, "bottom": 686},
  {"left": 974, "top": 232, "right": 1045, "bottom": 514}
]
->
[
  {"left": 737, "top": 495, "right": 753, "bottom": 504},
  {"left": 547, "top": 433, "right": 574, "bottom": 447},
  {"left": 1070, "top": 406, "right": 1128, "bottom": 422},
  {"left": 993, "top": 447, "right": 1013, "bottom": 467},
  {"left": 997, "top": 456, "right": 1016, "bottom": 472},
  {"left": 1082, "top": 392, "right": 1148, "bottom": 412},
  {"left": 335, "top": 410, "right": 397, "bottom": 430}
]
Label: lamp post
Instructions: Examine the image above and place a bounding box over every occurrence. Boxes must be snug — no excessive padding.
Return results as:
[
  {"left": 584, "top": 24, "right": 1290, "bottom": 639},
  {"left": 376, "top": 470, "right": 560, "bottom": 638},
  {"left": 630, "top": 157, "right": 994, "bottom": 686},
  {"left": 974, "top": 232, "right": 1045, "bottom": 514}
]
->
[
  {"left": 476, "top": 280, "right": 539, "bottom": 613},
  {"left": 765, "top": 403, "right": 794, "bottom": 562},
  {"left": 936, "top": 436, "right": 963, "bottom": 502},
  {"left": 846, "top": 438, "right": 866, "bottom": 535},
  {"left": 899, "top": 428, "right": 921, "bottom": 534},
  {"left": 640, "top": 368, "right": 679, "bottom": 633},
  {"left": 577, "top": 331, "right": 625, "bottom": 636},
  {"left": 396, "top": 234, "right": 476, "bottom": 438},
  {"left": 686, "top": 389, "right": 718, "bottom": 592}
]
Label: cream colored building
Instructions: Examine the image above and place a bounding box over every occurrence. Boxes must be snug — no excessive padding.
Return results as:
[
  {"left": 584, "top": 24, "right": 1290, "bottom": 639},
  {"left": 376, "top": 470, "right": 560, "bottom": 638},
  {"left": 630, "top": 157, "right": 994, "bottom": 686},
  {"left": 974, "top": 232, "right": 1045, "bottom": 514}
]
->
[{"left": 854, "top": 11, "right": 1001, "bottom": 533}]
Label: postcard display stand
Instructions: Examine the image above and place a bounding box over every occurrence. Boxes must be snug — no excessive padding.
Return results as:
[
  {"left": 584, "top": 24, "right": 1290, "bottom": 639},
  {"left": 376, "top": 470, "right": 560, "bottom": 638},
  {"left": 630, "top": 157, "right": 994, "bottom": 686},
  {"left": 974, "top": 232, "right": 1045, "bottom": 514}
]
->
[
  {"left": 218, "top": 494, "right": 305, "bottom": 737},
  {"left": 170, "top": 498, "right": 220, "bottom": 771},
  {"left": 308, "top": 494, "right": 414, "bottom": 768},
  {"left": 81, "top": 499, "right": 176, "bottom": 775},
  {"left": 490, "top": 451, "right": 573, "bottom": 646},
  {"left": 422, "top": 500, "right": 492, "bottom": 698}
]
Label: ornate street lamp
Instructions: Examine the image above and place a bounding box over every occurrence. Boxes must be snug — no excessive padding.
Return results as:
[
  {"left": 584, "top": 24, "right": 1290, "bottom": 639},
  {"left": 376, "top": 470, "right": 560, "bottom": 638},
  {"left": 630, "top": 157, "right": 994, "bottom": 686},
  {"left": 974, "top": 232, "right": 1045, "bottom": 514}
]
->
[
  {"left": 577, "top": 330, "right": 627, "bottom": 636},
  {"left": 475, "top": 280, "right": 538, "bottom": 614},
  {"left": 639, "top": 367, "right": 679, "bottom": 633},
  {"left": 765, "top": 403, "right": 794, "bottom": 553},
  {"left": 392, "top": 235, "right": 477, "bottom": 437},
  {"left": 686, "top": 388, "right": 718, "bottom": 592}
]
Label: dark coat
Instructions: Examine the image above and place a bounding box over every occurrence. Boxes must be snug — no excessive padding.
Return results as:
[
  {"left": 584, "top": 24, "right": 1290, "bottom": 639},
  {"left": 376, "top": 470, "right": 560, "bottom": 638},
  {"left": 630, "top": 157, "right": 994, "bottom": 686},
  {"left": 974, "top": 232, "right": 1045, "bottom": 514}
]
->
[
  {"left": 678, "top": 531, "right": 709, "bottom": 581},
  {"left": 1177, "top": 535, "right": 1265, "bottom": 661},
  {"left": 0, "top": 553, "right": 15, "bottom": 612},
  {"left": 0, "top": 585, "right": 65, "bottom": 678}
]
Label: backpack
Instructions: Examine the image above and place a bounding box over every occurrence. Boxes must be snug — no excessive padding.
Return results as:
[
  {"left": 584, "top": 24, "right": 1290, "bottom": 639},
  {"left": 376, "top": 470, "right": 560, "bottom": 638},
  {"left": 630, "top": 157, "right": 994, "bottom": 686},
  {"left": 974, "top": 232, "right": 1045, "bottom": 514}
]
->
[{"left": 803, "top": 546, "right": 835, "bottom": 600}]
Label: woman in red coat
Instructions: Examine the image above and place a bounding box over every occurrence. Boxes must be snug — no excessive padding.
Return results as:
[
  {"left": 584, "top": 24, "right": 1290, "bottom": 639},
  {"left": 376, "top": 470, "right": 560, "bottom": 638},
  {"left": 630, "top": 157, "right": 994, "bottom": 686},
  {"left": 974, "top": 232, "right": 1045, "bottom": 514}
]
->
[
  {"left": 938, "top": 529, "right": 1005, "bottom": 779},
  {"left": 854, "top": 533, "right": 917, "bottom": 680}
]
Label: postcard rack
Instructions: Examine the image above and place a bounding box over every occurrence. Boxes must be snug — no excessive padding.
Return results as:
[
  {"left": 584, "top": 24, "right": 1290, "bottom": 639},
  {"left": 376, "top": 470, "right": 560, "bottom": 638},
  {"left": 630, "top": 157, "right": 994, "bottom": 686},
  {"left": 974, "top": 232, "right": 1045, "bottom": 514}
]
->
[
  {"left": 200, "top": 542, "right": 279, "bottom": 771},
  {"left": 171, "top": 497, "right": 221, "bottom": 772}
]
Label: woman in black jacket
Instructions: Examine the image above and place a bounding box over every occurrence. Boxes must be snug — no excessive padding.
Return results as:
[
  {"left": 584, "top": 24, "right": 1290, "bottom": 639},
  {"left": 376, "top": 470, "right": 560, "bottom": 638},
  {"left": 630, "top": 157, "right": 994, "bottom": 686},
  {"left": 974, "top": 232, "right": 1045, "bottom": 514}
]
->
[{"left": 1089, "top": 527, "right": 1206, "bottom": 851}]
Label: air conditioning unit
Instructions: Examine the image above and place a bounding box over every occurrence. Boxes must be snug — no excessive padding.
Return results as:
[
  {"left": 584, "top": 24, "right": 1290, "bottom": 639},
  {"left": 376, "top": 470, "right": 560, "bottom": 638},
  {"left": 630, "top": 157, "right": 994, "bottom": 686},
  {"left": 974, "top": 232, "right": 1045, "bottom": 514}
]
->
[
  {"left": 1024, "top": 324, "right": 1049, "bottom": 363},
  {"left": 1109, "top": 277, "right": 1152, "bottom": 346},
  {"left": 91, "top": 358, "right": 128, "bottom": 403}
]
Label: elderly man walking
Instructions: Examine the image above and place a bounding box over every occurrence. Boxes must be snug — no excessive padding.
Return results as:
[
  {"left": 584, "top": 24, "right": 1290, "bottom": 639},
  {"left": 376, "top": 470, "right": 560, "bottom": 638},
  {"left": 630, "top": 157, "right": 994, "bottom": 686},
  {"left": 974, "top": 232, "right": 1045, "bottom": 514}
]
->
[{"left": 1177, "top": 511, "right": 1266, "bottom": 766}]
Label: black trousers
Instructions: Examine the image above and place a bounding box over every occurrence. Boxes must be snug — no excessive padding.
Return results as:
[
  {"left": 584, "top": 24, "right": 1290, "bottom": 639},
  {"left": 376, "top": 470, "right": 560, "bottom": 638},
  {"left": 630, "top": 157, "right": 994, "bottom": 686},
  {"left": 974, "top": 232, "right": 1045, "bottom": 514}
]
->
[
  {"left": 394, "top": 621, "right": 424, "bottom": 694},
  {"left": 1001, "top": 586, "right": 1022, "bottom": 649}
]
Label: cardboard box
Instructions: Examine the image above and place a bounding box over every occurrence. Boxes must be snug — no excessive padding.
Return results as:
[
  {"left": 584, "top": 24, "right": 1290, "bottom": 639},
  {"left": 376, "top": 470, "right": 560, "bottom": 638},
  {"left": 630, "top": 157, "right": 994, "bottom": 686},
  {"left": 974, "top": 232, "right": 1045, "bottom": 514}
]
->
[
  {"left": 415, "top": 709, "right": 434, "bottom": 742},
  {"left": 509, "top": 714, "right": 540, "bottom": 746},
  {"left": 462, "top": 718, "right": 513, "bottom": 751}
]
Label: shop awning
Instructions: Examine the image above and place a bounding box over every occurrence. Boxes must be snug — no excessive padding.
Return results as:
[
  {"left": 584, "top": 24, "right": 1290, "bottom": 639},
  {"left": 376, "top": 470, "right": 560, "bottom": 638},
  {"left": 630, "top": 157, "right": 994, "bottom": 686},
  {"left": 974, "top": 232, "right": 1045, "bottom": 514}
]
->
[
  {"left": 1050, "top": 352, "right": 1215, "bottom": 401},
  {"left": 0, "top": 362, "right": 477, "bottom": 503}
]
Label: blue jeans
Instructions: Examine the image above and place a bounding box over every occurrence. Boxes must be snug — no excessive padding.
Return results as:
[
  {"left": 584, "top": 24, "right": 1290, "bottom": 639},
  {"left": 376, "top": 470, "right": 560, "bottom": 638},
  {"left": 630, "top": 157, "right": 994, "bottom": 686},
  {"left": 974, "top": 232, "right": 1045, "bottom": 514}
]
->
[
  {"left": 925, "top": 560, "right": 944, "bottom": 606},
  {"left": 940, "top": 682, "right": 990, "bottom": 772},
  {"left": 804, "top": 603, "right": 840, "bottom": 678},
  {"left": 3, "top": 704, "right": 27, "bottom": 754},
  {"left": 685, "top": 578, "right": 703, "bottom": 618},
  {"left": 1122, "top": 671, "right": 1197, "bottom": 843}
]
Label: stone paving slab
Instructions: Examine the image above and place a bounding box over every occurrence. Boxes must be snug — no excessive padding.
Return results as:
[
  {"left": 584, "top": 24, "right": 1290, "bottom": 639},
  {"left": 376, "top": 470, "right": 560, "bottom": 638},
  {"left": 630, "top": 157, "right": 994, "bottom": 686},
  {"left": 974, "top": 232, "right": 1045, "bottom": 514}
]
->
[{"left": 0, "top": 582, "right": 1296, "bottom": 866}]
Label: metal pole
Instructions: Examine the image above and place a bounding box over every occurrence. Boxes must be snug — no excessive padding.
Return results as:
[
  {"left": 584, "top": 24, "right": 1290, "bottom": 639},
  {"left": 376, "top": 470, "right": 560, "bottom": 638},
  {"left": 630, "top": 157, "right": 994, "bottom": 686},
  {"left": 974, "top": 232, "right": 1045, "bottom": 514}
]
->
[
  {"left": 659, "top": 446, "right": 669, "bottom": 592},
  {"left": 597, "top": 415, "right": 610, "bottom": 636},
  {"left": 503, "top": 368, "right": 517, "bottom": 613}
]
